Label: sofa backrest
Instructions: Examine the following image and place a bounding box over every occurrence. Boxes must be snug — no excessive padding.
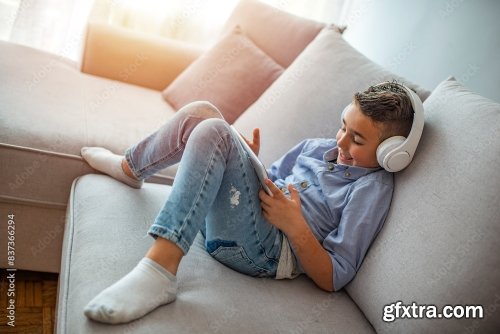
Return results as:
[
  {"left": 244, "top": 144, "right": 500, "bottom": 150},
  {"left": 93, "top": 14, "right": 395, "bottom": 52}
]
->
[
  {"left": 221, "top": 0, "right": 325, "bottom": 68},
  {"left": 81, "top": 0, "right": 323, "bottom": 91},
  {"left": 81, "top": 22, "right": 204, "bottom": 90}
]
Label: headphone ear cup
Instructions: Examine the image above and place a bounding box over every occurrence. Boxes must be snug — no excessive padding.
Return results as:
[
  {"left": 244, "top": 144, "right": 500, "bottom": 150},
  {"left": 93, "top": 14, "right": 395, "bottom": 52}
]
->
[{"left": 377, "top": 136, "right": 406, "bottom": 170}]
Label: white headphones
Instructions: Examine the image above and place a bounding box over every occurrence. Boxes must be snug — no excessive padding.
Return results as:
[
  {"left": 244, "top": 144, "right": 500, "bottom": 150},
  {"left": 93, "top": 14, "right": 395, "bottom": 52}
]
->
[
  {"left": 375, "top": 83, "right": 424, "bottom": 172},
  {"left": 341, "top": 83, "right": 424, "bottom": 172}
]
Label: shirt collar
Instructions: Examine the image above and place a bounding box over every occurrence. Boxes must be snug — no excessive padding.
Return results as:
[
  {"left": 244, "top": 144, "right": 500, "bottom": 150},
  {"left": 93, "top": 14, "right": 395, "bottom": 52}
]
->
[{"left": 323, "top": 146, "right": 382, "bottom": 180}]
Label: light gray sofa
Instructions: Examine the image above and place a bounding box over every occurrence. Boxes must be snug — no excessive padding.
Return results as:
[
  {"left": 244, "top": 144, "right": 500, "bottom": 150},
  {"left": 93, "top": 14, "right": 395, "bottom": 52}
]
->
[
  {"left": 0, "top": 0, "right": 324, "bottom": 274},
  {"left": 1, "top": 0, "right": 499, "bottom": 333}
]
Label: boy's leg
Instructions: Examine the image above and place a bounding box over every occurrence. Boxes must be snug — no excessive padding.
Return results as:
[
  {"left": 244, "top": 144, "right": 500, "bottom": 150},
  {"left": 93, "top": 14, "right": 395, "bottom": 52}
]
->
[
  {"left": 203, "top": 150, "right": 282, "bottom": 278},
  {"left": 81, "top": 101, "right": 223, "bottom": 187},
  {"left": 84, "top": 118, "right": 280, "bottom": 324},
  {"left": 149, "top": 119, "right": 282, "bottom": 277}
]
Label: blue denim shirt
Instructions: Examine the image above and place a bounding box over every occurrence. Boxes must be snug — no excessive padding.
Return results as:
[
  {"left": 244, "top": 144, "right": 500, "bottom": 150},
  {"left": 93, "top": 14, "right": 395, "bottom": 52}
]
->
[{"left": 268, "top": 138, "right": 394, "bottom": 290}]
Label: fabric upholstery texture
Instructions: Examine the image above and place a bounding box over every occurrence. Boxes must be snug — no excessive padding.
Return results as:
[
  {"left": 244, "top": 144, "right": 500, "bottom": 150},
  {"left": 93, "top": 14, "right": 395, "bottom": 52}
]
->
[
  {"left": 2, "top": 0, "right": 498, "bottom": 332},
  {"left": 234, "top": 26, "right": 431, "bottom": 167},
  {"left": 162, "top": 26, "right": 284, "bottom": 124},
  {"left": 57, "top": 174, "right": 375, "bottom": 334},
  {"left": 0, "top": 41, "right": 176, "bottom": 272},
  {"left": 0, "top": 0, "right": 324, "bottom": 274},
  {"left": 345, "top": 77, "right": 500, "bottom": 333}
]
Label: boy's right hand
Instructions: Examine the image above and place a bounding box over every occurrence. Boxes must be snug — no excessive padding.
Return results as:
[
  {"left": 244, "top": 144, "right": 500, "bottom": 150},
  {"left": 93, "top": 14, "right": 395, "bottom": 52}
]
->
[{"left": 259, "top": 180, "right": 306, "bottom": 235}]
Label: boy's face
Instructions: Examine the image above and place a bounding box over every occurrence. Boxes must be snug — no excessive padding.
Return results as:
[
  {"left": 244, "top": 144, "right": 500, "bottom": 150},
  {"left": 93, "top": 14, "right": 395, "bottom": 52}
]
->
[{"left": 335, "top": 103, "right": 382, "bottom": 168}]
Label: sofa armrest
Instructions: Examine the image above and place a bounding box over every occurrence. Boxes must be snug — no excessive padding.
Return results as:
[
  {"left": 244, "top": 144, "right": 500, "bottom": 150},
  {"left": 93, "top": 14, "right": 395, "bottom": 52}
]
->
[{"left": 81, "top": 22, "right": 204, "bottom": 91}]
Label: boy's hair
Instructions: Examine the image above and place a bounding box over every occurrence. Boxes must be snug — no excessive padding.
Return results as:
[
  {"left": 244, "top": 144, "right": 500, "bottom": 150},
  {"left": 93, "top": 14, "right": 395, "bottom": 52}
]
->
[{"left": 353, "top": 81, "right": 414, "bottom": 141}]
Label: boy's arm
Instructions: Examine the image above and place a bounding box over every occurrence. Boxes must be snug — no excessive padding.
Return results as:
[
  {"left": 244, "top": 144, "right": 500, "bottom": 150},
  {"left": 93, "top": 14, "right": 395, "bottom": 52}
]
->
[
  {"left": 322, "top": 178, "right": 393, "bottom": 290},
  {"left": 260, "top": 180, "right": 334, "bottom": 292}
]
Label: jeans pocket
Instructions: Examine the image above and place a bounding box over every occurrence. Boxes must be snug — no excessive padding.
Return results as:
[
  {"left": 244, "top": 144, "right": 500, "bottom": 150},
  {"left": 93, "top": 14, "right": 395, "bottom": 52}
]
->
[{"left": 208, "top": 243, "right": 270, "bottom": 277}]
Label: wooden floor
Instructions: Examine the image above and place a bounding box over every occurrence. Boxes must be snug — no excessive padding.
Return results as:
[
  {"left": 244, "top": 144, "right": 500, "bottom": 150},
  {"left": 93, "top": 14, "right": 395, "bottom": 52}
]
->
[{"left": 0, "top": 270, "right": 58, "bottom": 334}]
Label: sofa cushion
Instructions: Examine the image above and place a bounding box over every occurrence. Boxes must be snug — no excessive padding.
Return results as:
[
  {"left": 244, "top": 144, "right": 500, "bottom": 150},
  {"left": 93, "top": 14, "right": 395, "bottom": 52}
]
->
[
  {"left": 233, "top": 26, "right": 431, "bottom": 167},
  {"left": 57, "top": 174, "right": 375, "bottom": 333},
  {"left": 81, "top": 22, "right": 204, "bottom": 91},
  {"left": 222, "top": 0, "right": 325, "bottom": 67},
  {"left": 0, "top": 41, "right": 177, "bottom": 272},
  {"left": 345, "top": 77, "right": 500, "bottom": 333},
  {"left": 0, "top": 41, "right": 177, "bottom": 205},
  {"left": 162, "top": 26, "right": 284, "bottom": 124}
]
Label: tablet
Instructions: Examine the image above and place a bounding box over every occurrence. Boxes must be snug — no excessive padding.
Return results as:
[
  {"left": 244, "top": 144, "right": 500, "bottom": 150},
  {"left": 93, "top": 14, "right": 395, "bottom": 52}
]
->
[{"left": 230, "top": 126, "right": 273, "bottom": 196}]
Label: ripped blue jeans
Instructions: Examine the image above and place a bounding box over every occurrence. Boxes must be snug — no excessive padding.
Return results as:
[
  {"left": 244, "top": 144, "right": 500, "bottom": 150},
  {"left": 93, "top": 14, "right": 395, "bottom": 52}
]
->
[{"left": 125, "top": 101, "right": 282, "bottom": 277}]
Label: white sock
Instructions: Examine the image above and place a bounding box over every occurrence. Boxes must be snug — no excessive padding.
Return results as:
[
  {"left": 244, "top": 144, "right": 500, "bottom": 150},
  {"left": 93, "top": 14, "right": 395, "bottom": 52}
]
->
[
  {"left": 84, "top": 257, "right": 177, "bottom": 324},
  {"left": 81, "top": 147, "right": 143, "bottom": 189}
]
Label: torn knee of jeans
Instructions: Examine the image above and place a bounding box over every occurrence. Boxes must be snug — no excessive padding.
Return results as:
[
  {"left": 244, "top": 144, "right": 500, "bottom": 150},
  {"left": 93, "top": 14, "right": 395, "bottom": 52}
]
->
[{"left": 229, "top": 185, "right": 241, "bottom": 208}]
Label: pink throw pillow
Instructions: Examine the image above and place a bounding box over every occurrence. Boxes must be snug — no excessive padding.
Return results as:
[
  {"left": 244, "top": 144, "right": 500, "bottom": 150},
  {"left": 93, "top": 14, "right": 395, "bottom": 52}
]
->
[
  {"left": 162, "top": 27, "right": 284, "bottom": 123},
  {"left": 221, "top": 0, "right": 326, "bottom": 68}
]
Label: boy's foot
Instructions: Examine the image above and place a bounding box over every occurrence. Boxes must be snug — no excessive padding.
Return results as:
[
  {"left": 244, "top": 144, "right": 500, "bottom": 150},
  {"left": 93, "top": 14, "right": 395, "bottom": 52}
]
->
[
  {"left": 84, "top": 257, "right": 177, "bottom": 324},
  {"left": 81, "top": 147, "right": 143, "bottom": 188}
]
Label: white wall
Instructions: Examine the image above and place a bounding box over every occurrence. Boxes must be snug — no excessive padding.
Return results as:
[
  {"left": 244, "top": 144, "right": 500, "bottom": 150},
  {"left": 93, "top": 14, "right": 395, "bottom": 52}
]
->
[{"left": 341, "top": 0, "right": 500, "bottom": 102}]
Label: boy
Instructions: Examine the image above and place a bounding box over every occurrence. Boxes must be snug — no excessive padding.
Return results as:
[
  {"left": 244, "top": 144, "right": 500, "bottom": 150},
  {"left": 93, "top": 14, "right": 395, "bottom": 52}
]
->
[{"left": 81, "top": 81, "right": 418, "bottom": 324}]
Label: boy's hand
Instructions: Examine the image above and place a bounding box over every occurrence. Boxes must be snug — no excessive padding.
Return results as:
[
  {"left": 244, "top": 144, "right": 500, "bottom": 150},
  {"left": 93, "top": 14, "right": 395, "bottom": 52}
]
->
[
  {"left": 260, "top": 179, "right": 335, "bottom": 292},
  {"left": 240, "top": 128, "right": 260, "bottom": 156},
  {"left": 259, "top": 179, "right": 306, "bottom": 234}
]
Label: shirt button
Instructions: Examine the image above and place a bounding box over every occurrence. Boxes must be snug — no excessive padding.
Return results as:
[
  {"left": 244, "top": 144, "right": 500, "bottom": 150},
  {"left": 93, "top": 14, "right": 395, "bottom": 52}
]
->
[
  {"left": 280, "top": 187, "right": 286, "bottom": 193},
  {"left": 300, "top": 181, "right": 308, "bottom": 189},
  {"left": 344, "top": 171, "right": 351, "bottom": 177},
  {"left": 328, "top": 163, "right": 334, "bottom": 171}
]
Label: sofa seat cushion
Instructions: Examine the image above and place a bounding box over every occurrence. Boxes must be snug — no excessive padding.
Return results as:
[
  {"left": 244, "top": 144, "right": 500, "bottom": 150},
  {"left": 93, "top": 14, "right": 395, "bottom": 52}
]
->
[
  {"left": 57, "top": 174, "right": 375, "bottom": 334},
  {"left": 0, "top": 41, "right": 178, "bottom": 208}
]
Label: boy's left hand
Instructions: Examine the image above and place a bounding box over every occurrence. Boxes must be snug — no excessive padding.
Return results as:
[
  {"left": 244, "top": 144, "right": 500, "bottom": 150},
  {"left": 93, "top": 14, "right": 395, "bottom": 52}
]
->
[
  {"left": 259, "top": 179, "right": 305, "bottom": 234},
  {"left": 239, "top": 128, "right": 260, "bottom": 156}
]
